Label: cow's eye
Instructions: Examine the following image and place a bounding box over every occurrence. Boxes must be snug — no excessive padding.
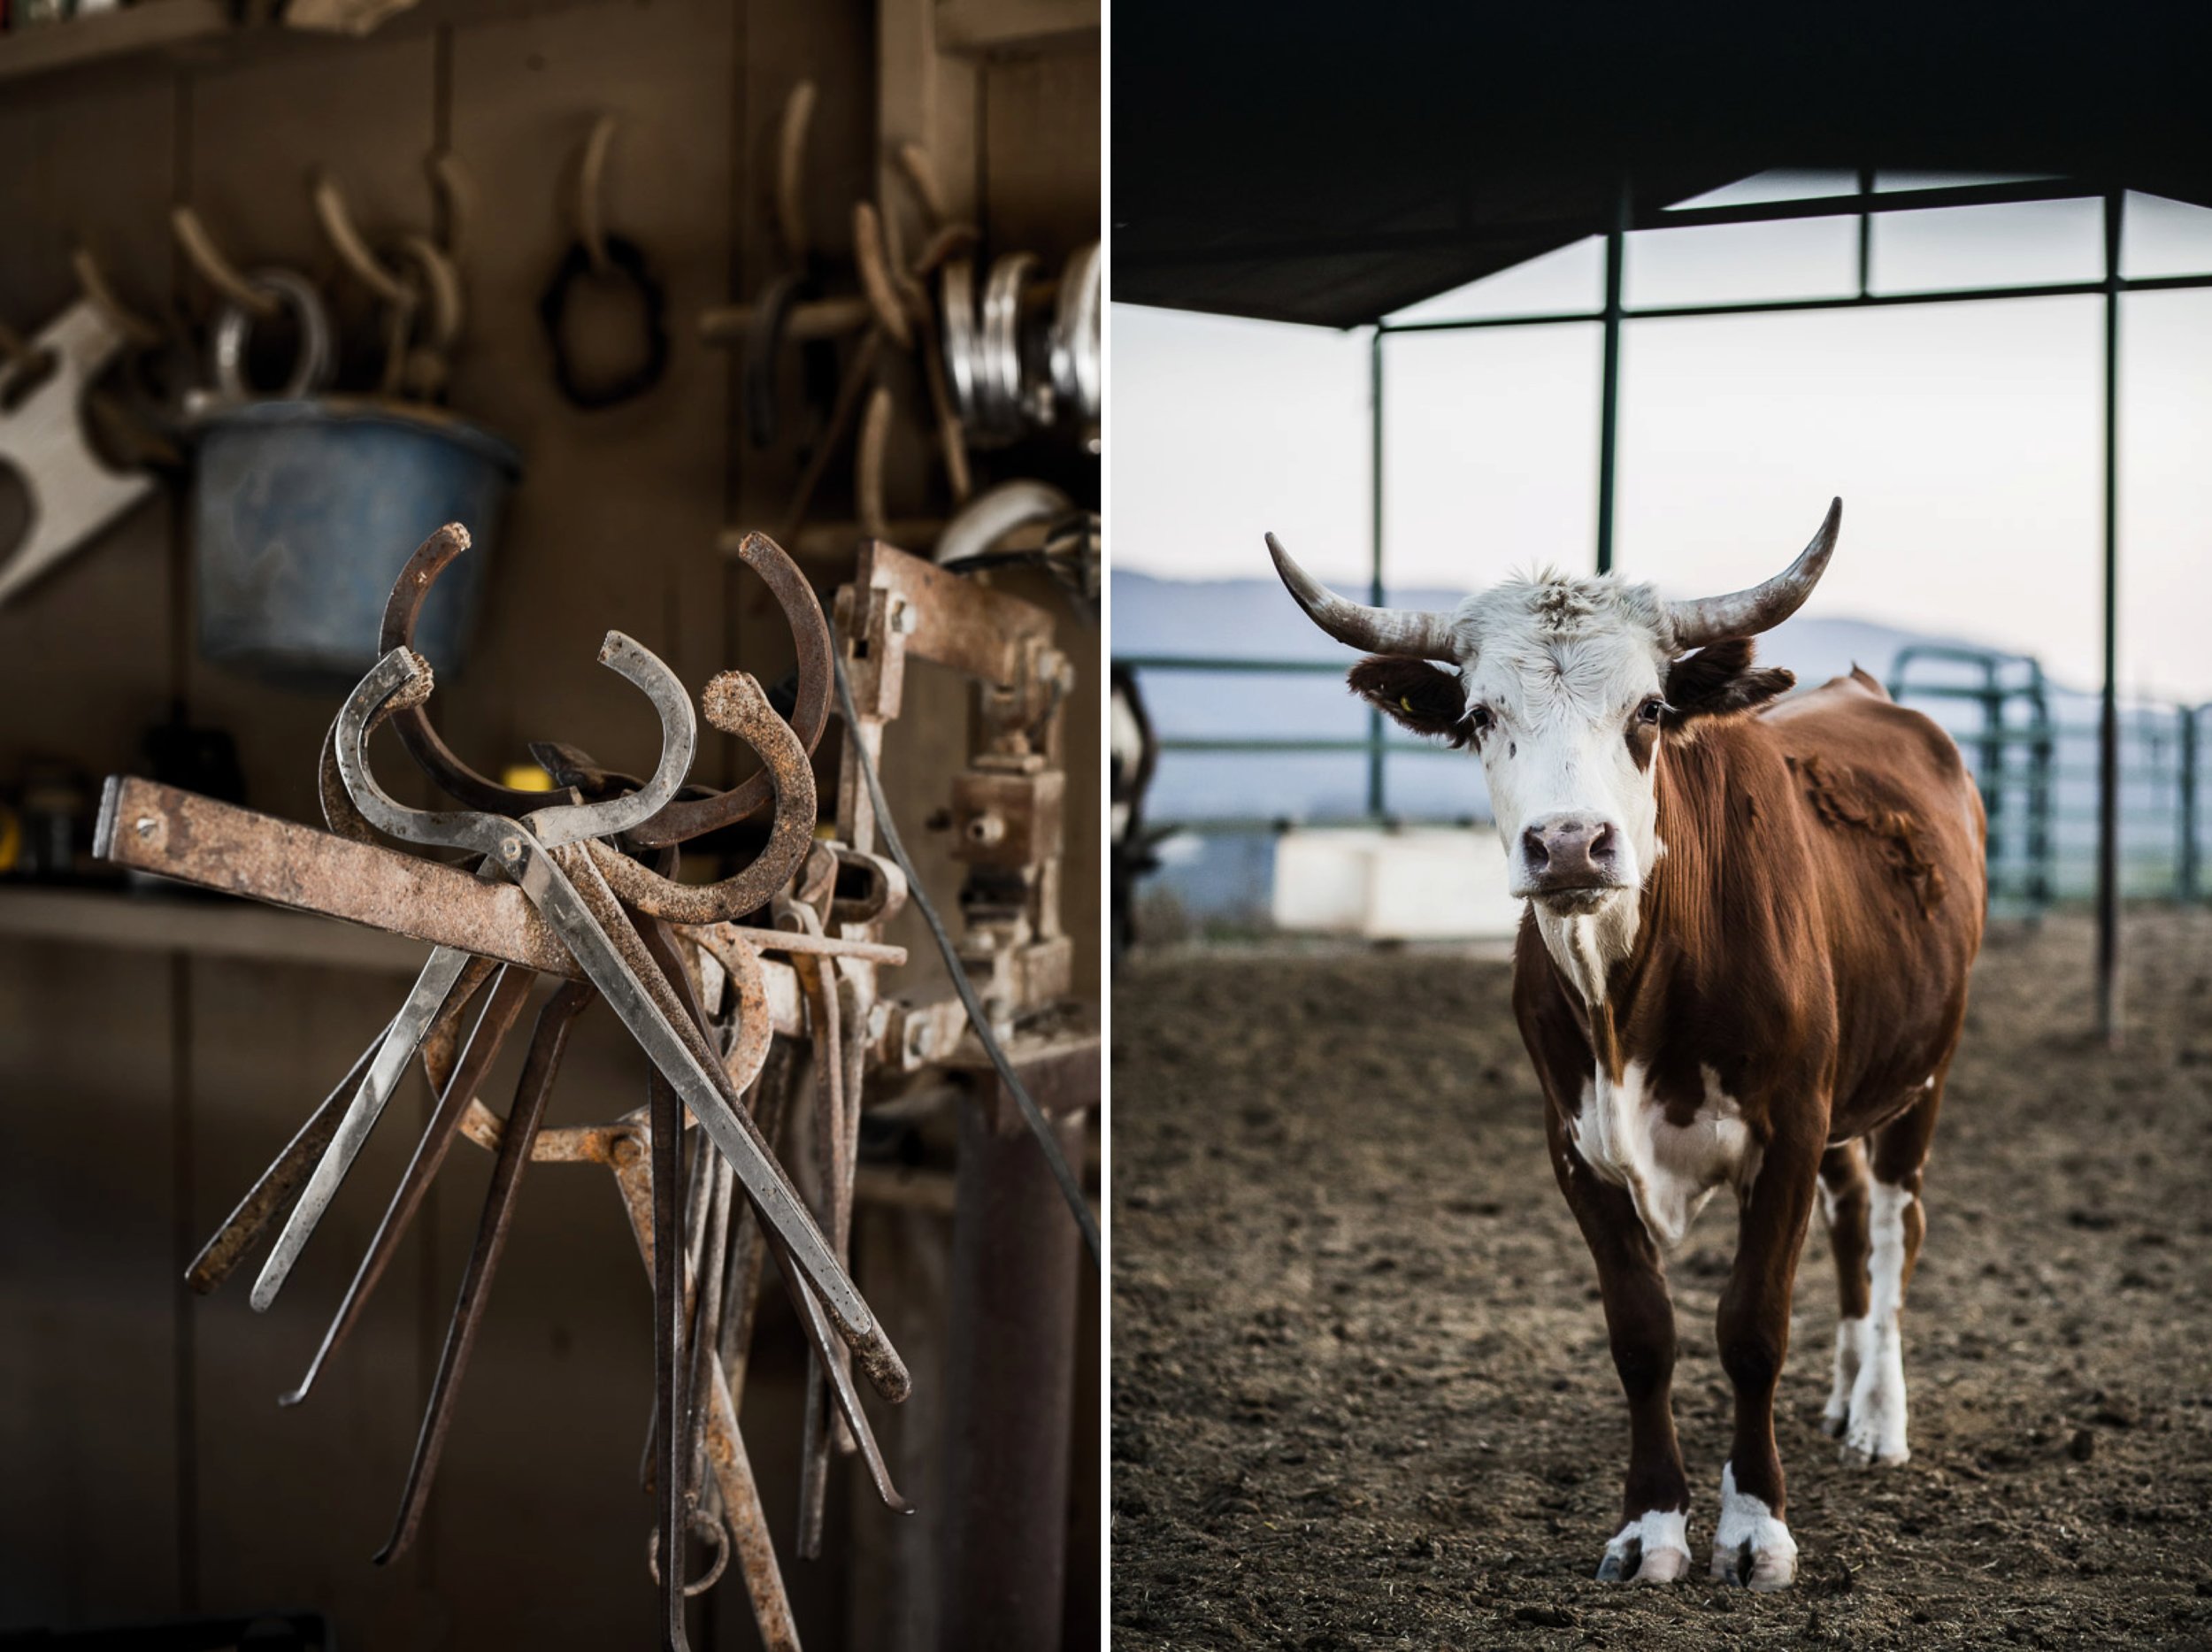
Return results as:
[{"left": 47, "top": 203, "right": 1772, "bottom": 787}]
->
[
  {"left": 1467, "top": 703, "right": 1494, "bottom": 736},
  {"left": 1637, "top": 697, "right": 1668, "bottom": 725}
]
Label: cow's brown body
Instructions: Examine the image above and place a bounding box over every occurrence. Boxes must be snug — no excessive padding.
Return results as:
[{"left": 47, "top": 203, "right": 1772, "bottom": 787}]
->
[{"left": 1512, "top": 667, "right": 1985, "bottom": 1577}]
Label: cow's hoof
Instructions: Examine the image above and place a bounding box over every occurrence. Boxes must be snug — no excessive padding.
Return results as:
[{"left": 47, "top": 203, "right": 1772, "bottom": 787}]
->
[
  {"left": 1711, "top": 1463, "right": 1797, "bottom": 1591},
  {"left": 1838, "top": 1433, "right": 1909, "bottom": 1470},
  {"left": 1839, "top": 1395, "right": 1909, "bottom": 1468},
  {"left": 1596, "top": 1510, "right": 1690, "bottom": 1584},
  {"left": 1710, "top": 1538, "right": 1797, "bottom": 1592},
  {"left": 1817, "top": 1403, "right": 1849, "bottom": 1439}
]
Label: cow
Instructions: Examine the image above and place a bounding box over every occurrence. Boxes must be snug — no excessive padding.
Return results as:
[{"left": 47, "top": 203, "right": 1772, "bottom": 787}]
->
[{"left": 1265, "top": 501, "right": 1984, "bottom": 1591}]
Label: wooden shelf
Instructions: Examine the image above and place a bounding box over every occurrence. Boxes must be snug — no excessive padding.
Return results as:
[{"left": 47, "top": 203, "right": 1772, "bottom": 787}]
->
[
  {"left": 0, "top": 0, "right": 234, "bottom": 86},
  {"left": 0, "top": 883, "right": 426, "bottom": 972}
]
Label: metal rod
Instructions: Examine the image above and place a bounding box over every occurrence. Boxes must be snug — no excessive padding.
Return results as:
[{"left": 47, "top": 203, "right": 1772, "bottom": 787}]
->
[
  {"left": 1155, "top": 736, "right": 1459, "bottom": 756},
  {"left": 1978, "top": 656, "right": 2004, "bottom": 868},
  {"left": 936, "top": 1097, "right": 1087, "bottom": 1652},
  {"left": 1111, "top": 655, "right": 1353, "bottom": 674},
  {"left": 649, "top": 1066, "right": 689, "bottom": 1652},
  {"left": 2098, "top": 188, "right": 2124, "bottom": 1046},
  {"left": 1124, "top": 176, "right": 2100, "bottom": 272},
  {"left": 1377, "top": 269, "right": 2212, "bottom": 336},
  {"left": 1856, "top": 168, "right": 1875, "bottom": 298},
  {"left": 1366, "top": 327, "right": 1386, "bottom": 817},
  {"left": 2184, "top": 707, "right": 2202, "bottom": 903},
  {"left": 1594, "top": 178, "right": 1627, "bottom": 576}
]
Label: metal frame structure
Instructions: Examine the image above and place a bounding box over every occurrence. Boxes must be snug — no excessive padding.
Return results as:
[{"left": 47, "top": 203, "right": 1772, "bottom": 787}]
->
[{"left": 1120, "top": 172, "right": 2212, "bottom": 1041}]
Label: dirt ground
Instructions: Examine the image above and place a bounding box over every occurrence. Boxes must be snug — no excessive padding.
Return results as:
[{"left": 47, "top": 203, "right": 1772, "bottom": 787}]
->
[{"left": 1110, "top": 911, "right": 2212, "bottom": 1649}]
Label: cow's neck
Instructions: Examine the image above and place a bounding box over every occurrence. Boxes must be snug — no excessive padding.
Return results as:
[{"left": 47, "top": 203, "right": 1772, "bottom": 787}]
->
[
  {"left": 1533, "top": 897, "right": 1640, "bottom": 1015},
  {"left": 1533, "top": 730, "right": 1725, "bottom": 1079}
]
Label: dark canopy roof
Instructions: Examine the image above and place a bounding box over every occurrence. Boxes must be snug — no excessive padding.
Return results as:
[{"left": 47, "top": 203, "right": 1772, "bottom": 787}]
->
[{"left": 1113, "top": 3, "right": 2212, "bottom": 327}]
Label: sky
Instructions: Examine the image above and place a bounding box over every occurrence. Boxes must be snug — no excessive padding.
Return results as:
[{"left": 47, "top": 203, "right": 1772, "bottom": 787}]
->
[{"left": 1111, "top": 172, "right": 2212, "bottom": 704}]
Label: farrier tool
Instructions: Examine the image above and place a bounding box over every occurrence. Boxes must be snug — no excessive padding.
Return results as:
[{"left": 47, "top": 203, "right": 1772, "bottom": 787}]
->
[
  {"left": 331, "top": 640, "right": 905, "bottom": 1393},
  {"left": 250, "top": 628, "right": 699, "bottom": 1313}
]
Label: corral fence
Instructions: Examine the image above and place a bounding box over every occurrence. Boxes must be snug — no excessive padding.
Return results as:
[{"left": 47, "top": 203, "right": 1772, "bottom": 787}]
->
[
  {"left": 1888, "top": 645, "right": 2210, "bottom": 915},
  {"left": 1114, "top": 642, "right": 2212, "bottom": 924}
]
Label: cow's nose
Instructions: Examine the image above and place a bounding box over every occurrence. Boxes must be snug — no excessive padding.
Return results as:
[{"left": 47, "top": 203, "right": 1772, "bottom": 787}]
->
[{"left": 1521, "top": 814, "right": 1618, "bottom": 888}]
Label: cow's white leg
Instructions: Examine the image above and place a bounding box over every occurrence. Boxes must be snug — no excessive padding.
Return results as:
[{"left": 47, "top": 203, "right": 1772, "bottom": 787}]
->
[
  {"left": 1708, "top": 1120, "right": 1819, "bottom": 1592},
  {"left": 1840, "top": 1179, "right": 1913, "bottom": 1466},
  {"left": 1815, "top": 1141, "right": 1870, "bottom": 1439},
  {"left": 1839, "top": 1076, "right": 1944, "bottom": 1469},
  {"left": 1598, "top": 1507, "right": 1690, "bottom": 1584},
  {"left": 1824, "top": 1317, "right": 1866, "bottom": 1437},
  {"left": 1711, "top": 1461, "right": 1799, "bottom": 1591}
]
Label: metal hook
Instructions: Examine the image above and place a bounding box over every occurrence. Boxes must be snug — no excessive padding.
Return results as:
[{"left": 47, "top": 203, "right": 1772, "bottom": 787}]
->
[
  {"left": 311, "top": 170, "right": 416, "bottom": 308},
  {"left": 171, "top": 204, "right": 281, "bottom": 319},
  {"left": 895, "top": 142, "right": 949, "bottom": 233},
  {"left": 575, "top": 113, "right": 619, "bottom": 277},
  {"left": 853, "top": 201, "right": 913, "bottom": 350},
  {"left": 426, "top": 150, "right": 476, "bottom": 264},
  {"left": 776, "top": 81, "right": 816, "bottom": 265},
  {"left": 69, "top": 245, "right": 165, "bottom": 350},
  {"left": 856, "top": 383, "right": 895, "bottom": 541}
]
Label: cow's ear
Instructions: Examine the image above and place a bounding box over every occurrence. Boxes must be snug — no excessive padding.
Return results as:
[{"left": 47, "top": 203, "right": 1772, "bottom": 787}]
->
[
  {"left": 1348, "top": 656, "right": 1472, "bottom": 747},
  {"left": 1664, "top": 637, "right": 1794, "bottom": 725}
]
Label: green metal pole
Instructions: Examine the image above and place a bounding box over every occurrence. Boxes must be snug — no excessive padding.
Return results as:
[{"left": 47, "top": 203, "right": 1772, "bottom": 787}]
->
[
  {"left": 1856, "top": 167, "right": 1875, "bottom": 297},
  {"left": 1368, "top": 326, "right": 1386, "bottom": 817},
  {"left": 1595, "top": 180, "right": 1627, "bottom": 576},
  {"left": 2181, "top": 705, "right": 2200, "bottom": 903},
  {"left": 2097, "top": 189, "right": 2124, "bottom": 1043}
]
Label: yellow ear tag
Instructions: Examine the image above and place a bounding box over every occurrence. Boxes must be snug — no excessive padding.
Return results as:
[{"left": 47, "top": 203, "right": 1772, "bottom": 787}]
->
[{"left": 1399, "top": 695, "right": 1413, "bottom": 712}]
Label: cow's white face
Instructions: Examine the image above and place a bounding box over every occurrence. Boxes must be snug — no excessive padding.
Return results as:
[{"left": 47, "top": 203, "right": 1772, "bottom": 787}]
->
[
  {"left": 1447, "top": 576, "right": 1672, "bottom": 911},
  {"left": 1449, "top": 576, "right": 1671, "bottom": 909},
  {"left": 1270, "top": 500, "right": 1837, "bottom": 998}
]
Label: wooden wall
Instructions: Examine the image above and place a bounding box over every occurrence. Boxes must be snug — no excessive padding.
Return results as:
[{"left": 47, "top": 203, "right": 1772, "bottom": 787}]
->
[{"left": 0, "top": 0, "right": 1098, "bottom": 1645}]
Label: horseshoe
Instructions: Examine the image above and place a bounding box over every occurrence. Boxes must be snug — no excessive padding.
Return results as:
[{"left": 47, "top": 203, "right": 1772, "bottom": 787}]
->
[
  {"left": 690, "top": 927, "right": 775, "bottom": 1100},
  {"left": 742, "top": 270, "right": 812, "bottom": 449},
  {"left": 377, "top": 525, "right": 829, "bottom": 838},
  {"left": 627, "top": 530, "right": 830, "bottom": 844},
  {"left": 553, "top": 668, "right": 818, "bottom": 925}
]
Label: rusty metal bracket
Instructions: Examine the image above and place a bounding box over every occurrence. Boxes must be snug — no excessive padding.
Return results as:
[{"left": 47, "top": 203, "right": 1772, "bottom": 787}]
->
[{"left": 95, "top": 777, "right": 902, "bottom": 987}]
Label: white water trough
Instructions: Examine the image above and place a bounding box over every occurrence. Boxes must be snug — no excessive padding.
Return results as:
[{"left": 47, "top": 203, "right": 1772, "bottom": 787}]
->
[{"left": 1271, "top": 826, "right": 1527, "bottom": 942}]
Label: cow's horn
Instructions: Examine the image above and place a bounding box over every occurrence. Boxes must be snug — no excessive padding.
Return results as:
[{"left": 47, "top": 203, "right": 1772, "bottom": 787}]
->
[
  {"left": 1664, "top": 498, "right": 1841, "bottom": 651},
  {"left": 1265, "top": 533, "right": 1458, "bottom": 659}
]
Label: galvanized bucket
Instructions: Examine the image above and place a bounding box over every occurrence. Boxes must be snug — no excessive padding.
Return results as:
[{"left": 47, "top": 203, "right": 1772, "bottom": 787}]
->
[{"left": 193, "top": 398, "right": 522, "bottom": 687}]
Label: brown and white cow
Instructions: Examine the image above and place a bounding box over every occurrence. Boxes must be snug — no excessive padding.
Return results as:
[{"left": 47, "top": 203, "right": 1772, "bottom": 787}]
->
[{"left": 1267, "top": 502, "right": 1984, "bottom": 1590}]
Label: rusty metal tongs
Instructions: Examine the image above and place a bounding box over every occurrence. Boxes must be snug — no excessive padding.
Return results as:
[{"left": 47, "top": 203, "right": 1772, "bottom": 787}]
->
[
  {"left": 331, "top": 638, "right": 908, "bottom": 1402},
  {"left": 250, "top": 631, "right": 699, "bottom": 1314}
]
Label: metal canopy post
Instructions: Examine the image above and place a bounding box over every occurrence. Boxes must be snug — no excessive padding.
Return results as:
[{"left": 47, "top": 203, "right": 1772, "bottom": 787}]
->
[
  {"left": 1367, "top": 326, "right": 1387, "bottom": 816},
  {"left": 1594, "top": 180, "right": 1628, "bottom": 575},
  {"left": 2097, "top": 188, "right": 2124, "bottom": 1045},
  {"left": 1855, "top": 168, "right": 1875, "bottom": 296},
  {"left": 2183, "top": 707, "right": 2202, "bottom": 903}
]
